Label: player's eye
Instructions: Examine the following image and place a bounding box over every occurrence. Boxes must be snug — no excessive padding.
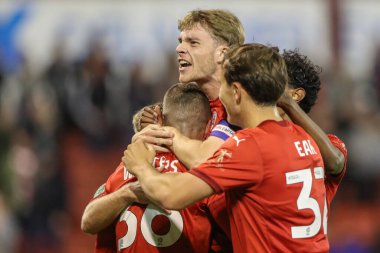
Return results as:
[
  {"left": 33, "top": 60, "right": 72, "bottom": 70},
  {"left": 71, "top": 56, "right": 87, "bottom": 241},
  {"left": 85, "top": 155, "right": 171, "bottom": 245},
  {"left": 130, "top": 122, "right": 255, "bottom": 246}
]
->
[{"left": 190, "top": 40, "right": 198, "bottom": 46}]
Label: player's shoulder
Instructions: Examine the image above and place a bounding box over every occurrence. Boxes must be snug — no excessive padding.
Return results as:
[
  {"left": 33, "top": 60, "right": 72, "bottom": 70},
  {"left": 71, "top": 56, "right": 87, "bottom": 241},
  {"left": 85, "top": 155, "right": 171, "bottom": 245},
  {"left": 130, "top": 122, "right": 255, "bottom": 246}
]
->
[
  {"left": 227, "top": 121, "right": 296, "bottom": 147},
  {"left": 220, "top": 129, "right": 256, "bottom": 151},
  {"left": 111, "top": 162, "right": 127, "bottom": 180},
  {"left": 210, "top": 119, "right": 240, "bottom": 141},
  {"left": 107, "top": 162, "right": 135, "bottom": 192}
]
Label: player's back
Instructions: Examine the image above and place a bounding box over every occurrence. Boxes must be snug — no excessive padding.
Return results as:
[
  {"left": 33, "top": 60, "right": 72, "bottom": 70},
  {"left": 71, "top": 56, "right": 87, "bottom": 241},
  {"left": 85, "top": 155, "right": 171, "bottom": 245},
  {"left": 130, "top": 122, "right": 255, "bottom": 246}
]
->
[
  {"left": 227, "top": 120, "right": 328, "bottom": 253},
  {"left": 111, "top": 153, "right": 213, "bottom": 253}
]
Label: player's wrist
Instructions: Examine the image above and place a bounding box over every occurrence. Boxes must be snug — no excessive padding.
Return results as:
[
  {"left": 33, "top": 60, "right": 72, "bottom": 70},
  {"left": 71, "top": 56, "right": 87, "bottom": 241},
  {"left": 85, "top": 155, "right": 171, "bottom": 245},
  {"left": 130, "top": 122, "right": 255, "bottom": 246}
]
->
[{"left": 118, "top": 184, "right": 137, "bottom": 203}]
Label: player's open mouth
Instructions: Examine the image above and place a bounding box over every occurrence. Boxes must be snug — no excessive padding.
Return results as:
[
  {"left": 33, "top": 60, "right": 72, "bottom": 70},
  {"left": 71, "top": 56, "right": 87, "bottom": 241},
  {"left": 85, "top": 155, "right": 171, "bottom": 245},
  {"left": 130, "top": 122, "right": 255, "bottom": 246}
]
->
[{"left": 179, "top": 59, "right": 192, "bottom": 70}]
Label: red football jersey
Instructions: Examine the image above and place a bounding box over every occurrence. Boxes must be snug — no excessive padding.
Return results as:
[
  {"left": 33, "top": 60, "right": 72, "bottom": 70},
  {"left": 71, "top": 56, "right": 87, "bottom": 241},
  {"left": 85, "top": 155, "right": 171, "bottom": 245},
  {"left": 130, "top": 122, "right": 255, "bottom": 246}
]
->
[
  {"left": 96, "top": 153, "right": 214, "bottom": 253},
  {"left": 190, "top": 120, "right": 336, "bottom": 253},
  {"left": 205, "top": 98, "right": 227, "bottom": 137},
  {"left": 323, "top": 134, "right": 347, "bottom": 233}
]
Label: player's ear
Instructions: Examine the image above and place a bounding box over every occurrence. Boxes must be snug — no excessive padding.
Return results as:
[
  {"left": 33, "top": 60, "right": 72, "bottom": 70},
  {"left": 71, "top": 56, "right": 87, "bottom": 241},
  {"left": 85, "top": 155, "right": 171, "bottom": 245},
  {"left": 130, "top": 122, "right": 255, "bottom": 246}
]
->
[
  {"left": 203, "top": 118, "right": 212, "bottom": 139},
  {"left": 232, "top": 82, "right": 242, "bottom": 104},
  {"left": 289, "top": 87, "right": 306, "bottom": 102},
  {"left": 216, "top": 46, "right": 229, "bottom": 64}
]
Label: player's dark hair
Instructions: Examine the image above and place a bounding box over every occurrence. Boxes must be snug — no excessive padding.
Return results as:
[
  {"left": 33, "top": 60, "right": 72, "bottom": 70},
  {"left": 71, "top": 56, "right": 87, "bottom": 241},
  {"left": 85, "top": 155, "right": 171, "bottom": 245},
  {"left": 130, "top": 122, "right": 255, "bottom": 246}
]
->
[
  {"left": 282, "top": 49, "right": 322, "bottom": 113},
  {"left": 223, "top": 43, "right": 287, "bottom": 105},
  {"left": 178, "top": 9, "right": 245, "bottom": 47},
  {"left": 163, "top": 83, "right": 211, "bottom": 136}
]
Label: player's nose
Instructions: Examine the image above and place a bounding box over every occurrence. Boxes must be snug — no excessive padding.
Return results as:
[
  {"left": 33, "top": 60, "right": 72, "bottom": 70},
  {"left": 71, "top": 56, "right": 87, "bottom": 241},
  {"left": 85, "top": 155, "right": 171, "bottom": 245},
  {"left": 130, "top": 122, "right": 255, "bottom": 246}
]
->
[{"left": 176, "top": 43, "right": 186, "bottom": 55}]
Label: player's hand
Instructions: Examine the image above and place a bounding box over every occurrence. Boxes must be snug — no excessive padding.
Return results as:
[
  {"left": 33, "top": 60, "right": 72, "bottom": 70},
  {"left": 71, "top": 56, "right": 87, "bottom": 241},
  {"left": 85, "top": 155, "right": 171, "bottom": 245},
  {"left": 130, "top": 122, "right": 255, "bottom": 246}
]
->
[
  {"left": 140, "top": 105, "right": 163, "bottom": 129},
  {"left": 123, "top": 140, "right": 156, "bottom": 176},
  {"left": 131, "top": 124, "right": 173, "bottom": 152},
  {"left": 161, "top": 126, "right": 180, "bottom": 149},
  {"left": 124, "top": 181, "right": 149, "bottom": 204},
  {"left": 128, "top": 181, "right": 171, "bottom": 214}
]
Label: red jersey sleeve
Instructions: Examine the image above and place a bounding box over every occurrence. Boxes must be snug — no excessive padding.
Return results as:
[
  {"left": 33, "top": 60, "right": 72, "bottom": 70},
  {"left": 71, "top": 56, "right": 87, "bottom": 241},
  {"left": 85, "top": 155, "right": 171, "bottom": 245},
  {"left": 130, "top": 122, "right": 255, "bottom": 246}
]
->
[
  {"left": 205, "top": 194, "right": 232, "bottom": 253},
  {"left": 205, "top": 98, "right": 227, "bottom": 138},
  {"left": 325, "top": 134, "right": 348, "bottom": 203},
  {"left": 189, "top": 132, "right": 264, "bottom": 193}
]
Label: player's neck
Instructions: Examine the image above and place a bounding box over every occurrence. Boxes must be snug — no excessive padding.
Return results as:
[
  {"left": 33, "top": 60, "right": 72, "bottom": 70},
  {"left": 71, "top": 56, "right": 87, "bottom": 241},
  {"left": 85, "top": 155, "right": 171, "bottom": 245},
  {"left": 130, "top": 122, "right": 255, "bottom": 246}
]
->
[
  {"left": 240, "top": 103, "right": 283, "bottom": 129},
  {"left": 197, "top": 78, "right": 221, "bottom": 100}
]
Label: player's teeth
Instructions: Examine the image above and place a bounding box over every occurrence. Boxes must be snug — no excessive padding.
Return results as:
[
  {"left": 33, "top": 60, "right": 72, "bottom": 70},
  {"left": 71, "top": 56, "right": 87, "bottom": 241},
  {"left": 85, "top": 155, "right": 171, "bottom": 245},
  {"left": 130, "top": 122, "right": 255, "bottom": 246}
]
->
[{"left": 179, "top": 60, "right": 190, "bottom": 66}]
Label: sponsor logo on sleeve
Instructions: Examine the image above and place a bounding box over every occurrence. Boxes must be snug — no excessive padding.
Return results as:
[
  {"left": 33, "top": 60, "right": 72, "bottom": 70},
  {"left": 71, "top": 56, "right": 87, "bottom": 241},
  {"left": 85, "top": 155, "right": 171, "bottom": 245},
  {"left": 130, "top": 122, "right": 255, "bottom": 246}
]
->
[{"left": 216, "top": 149, "right": 232, "bottom": 164}]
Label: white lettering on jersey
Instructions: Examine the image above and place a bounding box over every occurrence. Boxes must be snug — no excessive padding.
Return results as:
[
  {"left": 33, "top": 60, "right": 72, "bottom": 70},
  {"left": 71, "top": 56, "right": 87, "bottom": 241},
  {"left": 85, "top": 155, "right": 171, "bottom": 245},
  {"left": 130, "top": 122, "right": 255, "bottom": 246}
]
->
[
  {"left": 294, "top": 140, "right": 318, "bottom": 157},
  {"left": 124, "top": 166, "right": 135, "bottom": 180},
  {"left": 212, "top": 124, "right": 235, "bottom": 137},
  {"left": 153, "top": 156, "right": 179, "bottom": 173},
  {"left": 233, "top": 136, "right": 246, "bottom": 147}
]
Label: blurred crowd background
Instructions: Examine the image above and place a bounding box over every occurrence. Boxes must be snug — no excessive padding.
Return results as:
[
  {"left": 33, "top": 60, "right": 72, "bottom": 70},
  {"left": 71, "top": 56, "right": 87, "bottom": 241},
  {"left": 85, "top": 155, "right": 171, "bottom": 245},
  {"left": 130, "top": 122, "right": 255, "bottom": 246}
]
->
[{"left": 0, "top": 1, "right": 379, "bottom": 253}]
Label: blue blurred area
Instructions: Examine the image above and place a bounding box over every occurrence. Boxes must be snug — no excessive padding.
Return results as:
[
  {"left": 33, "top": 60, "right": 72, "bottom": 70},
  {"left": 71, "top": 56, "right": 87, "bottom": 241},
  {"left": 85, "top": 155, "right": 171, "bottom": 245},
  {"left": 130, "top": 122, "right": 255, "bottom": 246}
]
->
[
  {"left": 0, "top": 4, "right": 29, "bottom": 73},
  {"left": 0, "top": 1, "right": 379, "bottom": 252}
]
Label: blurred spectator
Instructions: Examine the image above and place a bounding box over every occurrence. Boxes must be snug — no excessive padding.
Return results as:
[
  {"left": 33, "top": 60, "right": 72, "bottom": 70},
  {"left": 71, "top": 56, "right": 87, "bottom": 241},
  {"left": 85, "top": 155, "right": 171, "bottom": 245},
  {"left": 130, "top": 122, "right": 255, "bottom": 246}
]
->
[
  {"left": 373, "top": 45, "right": 380, "bottom": 106},
  {"left": 128, "top": 63, "right": 155, "bottom": 116},
  {"left": 0, "top": 193, "right": 18, "bottom": 253},
  {"left": 64, "top": 42, "right": 114, "bottom": 148}
]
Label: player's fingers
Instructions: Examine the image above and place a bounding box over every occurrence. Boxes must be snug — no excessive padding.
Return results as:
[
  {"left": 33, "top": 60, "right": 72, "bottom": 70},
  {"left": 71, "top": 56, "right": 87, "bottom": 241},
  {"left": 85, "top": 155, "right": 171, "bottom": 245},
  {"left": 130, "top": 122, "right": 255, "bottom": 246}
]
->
[
  {"left": 153, "top": 105, "right": 163, "bottom": 125},
  {"left": 141, "top": 115, "right": 156, "bottom": 124},
  {"left": 142, "top": 130, "right": 174, "bottom": 140},
  {"left": 145, "top": 143, "right": 156, "bottom": 153},
  {"left": 156, "top": 165, "right": 165, "bottom": 173},
  {"left": 151, "top": 145, "right": 170, "bottom": 153},
  {"left": 143, "top": 107, "right": 157, "bottom": 119}
]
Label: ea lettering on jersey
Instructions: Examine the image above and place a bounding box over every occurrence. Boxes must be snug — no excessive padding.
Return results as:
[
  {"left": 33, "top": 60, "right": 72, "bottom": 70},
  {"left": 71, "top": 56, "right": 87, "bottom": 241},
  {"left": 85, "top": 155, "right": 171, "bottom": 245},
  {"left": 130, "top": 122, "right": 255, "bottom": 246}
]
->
[
  {"left": 294, "top": 140, "right": 317, "bottom": 157},
  {"left": 153, "top": 156, "right": 179, "bottom": 173}
]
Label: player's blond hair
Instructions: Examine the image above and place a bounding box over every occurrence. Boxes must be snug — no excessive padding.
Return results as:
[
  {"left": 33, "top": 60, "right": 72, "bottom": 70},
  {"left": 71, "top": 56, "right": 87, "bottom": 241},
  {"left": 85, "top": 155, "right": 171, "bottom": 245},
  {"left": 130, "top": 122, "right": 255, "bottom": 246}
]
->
[{"left": 178, "top": 9, "right": 245, "bottom": 47}]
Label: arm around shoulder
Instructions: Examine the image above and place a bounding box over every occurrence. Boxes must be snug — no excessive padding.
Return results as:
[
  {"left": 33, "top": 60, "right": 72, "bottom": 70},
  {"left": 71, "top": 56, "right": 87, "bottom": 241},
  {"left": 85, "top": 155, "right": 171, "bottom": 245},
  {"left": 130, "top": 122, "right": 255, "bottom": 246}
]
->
[
  {"left": 170, "top": 128, "right": 225, "bottom": 168},
  {"left": 279, "top": 98, "right": 345, "bottom": 175},
  {"left": 137, "top": 168, "right": 215, "bottom": 210},
  {"left": 81, "top": 183, "right": 140, "bottom": 234}
]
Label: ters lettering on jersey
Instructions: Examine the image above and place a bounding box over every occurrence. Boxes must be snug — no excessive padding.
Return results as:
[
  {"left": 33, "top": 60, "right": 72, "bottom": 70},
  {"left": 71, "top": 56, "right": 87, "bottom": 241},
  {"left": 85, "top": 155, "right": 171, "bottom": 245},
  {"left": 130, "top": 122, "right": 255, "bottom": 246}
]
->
[
  {"left": 123, "top": 156, "right": 180, "bottom": 181},
  {"left": 153, "top": 156, "right": 179, "bottom": 173},
  {"left": 294, "top": 139, "right": 317, "bottom": 157}
]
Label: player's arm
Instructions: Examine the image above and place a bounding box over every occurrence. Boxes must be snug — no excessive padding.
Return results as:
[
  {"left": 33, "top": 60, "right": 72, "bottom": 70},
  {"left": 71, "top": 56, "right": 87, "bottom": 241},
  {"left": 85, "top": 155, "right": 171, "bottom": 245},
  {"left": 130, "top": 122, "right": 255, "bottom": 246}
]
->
[
  {"left": 278, "top": 94, "right": 345, "bottom": 175},
  {"left": 168, "top": 127, "right": 225, "bottom": 168},
  {"left": 123, "top": 141, "right": 215, "bottom": 210},
  {"left": 81, "top": 182, "right": 147, "bottom": 234},
  {"left": 131, "top": 124, "right": 225, "bottom": 169}
]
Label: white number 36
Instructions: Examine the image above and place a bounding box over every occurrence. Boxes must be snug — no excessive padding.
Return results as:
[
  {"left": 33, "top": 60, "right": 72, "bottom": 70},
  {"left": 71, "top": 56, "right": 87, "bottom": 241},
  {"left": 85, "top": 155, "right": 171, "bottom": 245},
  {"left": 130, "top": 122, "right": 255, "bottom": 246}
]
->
[{"left": 118, "top": 204, "right": 184, "bottom": 250}]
